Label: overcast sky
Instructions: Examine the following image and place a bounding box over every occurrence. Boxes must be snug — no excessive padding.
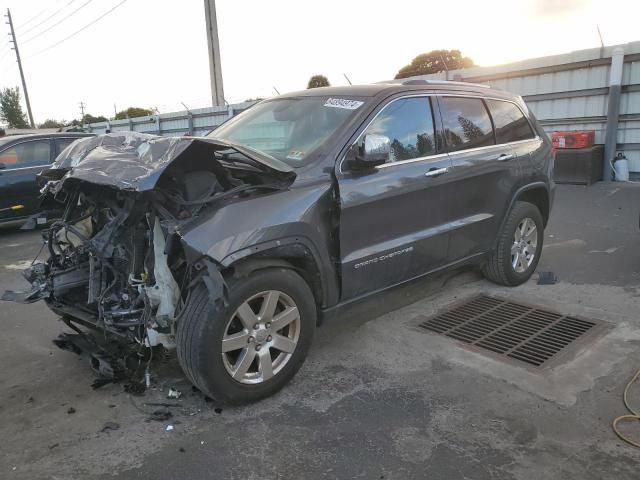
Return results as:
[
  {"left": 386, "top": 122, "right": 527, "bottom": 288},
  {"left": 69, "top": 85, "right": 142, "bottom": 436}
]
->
[{"left": 0, "top": 0, "right": 638, "bottom": 124}]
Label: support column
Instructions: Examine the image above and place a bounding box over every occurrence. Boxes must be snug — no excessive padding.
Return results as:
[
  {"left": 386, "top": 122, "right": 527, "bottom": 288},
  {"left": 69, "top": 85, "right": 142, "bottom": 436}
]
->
[
  {"left": 204, "top": 0, "right": 225, "bottom": 107},
  {"left": 603, "top": 47, "right": 624, "bottom": 181}
]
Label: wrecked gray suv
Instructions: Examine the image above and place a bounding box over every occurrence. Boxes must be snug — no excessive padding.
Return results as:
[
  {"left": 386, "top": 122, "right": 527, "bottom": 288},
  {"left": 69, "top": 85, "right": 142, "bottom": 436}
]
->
[{"left": 4, "top": 82, "right": 554, "bottom": 403}]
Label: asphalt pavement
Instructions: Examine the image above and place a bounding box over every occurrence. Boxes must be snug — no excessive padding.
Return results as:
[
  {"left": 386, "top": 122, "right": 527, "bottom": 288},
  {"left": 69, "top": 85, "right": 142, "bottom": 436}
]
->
[{"left": 1, "top": 182, "right": 640, "bottom": 479}]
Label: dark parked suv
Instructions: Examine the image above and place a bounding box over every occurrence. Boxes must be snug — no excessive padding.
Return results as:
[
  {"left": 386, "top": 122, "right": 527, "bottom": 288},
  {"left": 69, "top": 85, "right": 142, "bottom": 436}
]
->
[
  {"left": 4, "top": 81, "right": 554, "bottom": 403},
  {"left": 0, "top": 132, "right": 93, "bottom": 223}
]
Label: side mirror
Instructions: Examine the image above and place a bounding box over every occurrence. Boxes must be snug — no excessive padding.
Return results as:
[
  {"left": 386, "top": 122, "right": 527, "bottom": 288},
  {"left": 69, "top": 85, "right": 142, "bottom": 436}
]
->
[
  {"left": 0, "top": 163, "right": 6, "bottom": 170},
  {"left": 352, "top": 134, "right": 390, "bottom": 169}
]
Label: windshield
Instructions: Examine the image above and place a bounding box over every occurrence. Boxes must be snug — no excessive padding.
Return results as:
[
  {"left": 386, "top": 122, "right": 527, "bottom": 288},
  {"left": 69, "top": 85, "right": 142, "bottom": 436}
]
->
[{"left": 208, "top": 96, "right": 366, "bottom": 166}]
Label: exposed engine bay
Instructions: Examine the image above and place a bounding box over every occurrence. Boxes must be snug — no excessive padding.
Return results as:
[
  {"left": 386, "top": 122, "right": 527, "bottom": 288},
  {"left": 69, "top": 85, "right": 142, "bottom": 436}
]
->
[{"left": 3, "top": 132, "right": 295, "bottom": 383}]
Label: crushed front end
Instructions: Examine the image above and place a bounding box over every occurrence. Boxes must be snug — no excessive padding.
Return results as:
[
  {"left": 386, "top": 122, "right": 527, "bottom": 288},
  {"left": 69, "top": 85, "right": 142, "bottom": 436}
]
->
[{"left": 2, "top": 132, "right": 295, "bottom": 385}]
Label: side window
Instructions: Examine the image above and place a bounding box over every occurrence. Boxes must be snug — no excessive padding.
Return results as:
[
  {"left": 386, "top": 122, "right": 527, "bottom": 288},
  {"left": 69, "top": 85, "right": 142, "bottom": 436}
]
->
[
  {"left": 439, "top": 97, "right": 494, "bottom": 152},
  {"left": 485, "top": 99, "right": 535, "bottom": 143},
  {"left": 0, "top": 140, "right": 51, "bottom": 168},
  {"left": 362, "top": 97, "right": 436, "bottom": 163},
  {"left": 55, "top": 138, "right": 79, "bottom": 156}
]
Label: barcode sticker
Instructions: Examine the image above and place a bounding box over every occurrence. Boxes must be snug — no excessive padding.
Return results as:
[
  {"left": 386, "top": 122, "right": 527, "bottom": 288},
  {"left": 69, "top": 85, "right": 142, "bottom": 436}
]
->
[{"left": 324, "top": 98, "right": 364, "bottom": 110}]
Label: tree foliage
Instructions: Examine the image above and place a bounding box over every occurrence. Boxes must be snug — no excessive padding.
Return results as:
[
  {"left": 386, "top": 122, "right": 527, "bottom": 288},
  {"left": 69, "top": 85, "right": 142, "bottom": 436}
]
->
[
  {"left": 83, "top": 113, "right": 108, "bottom": 124},
  {"left": 395, "top": 49, "right": 474, "bottom": 79},
  {"left": 307, "top": 75, "right": 330, "bottom": 89},
  {"left": 38, "top": 119, "right": 65, "bottom": 128},
  {"left": 115, "top": 107, "right": 154, "bottom": 120},
  {"left": 0, "top": 87, "right": 29, "bottom": 128}
]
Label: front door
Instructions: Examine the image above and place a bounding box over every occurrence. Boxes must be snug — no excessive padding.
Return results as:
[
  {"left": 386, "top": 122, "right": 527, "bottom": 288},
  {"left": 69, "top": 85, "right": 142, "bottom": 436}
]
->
[
  {"left": 0, "top": 139, "right": 52, "bottom": 221},
  {"left": 337, "top": 96, "right": 453, "bottom": 300}
]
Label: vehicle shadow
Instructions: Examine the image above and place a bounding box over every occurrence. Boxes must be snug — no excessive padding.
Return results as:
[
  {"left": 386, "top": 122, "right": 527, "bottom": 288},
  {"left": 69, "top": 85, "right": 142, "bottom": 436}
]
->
[{"left": 321, "top": 266, "right": 481, "bottom": 335}]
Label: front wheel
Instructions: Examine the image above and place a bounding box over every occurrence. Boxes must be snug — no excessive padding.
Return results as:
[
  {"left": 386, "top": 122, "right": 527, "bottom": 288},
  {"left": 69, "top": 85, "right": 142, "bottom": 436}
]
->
[
  {"left": 482, "top": 201, "right": 544, "bottom": 286},
  {"left": 176, "top": 268, "right": 316, "bottom": 404}
]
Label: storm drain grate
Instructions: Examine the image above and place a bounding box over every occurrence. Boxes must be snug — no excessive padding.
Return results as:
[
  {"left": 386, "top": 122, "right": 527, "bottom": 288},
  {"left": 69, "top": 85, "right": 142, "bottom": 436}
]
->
[{"left": 419, "top": 295, "right": 599, "bottom": 367}]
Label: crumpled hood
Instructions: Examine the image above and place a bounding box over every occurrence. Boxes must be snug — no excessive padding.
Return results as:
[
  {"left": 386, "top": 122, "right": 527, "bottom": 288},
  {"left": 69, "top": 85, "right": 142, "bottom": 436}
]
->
[{"left": 47, "top": 132, "right": 295, "bottom": 191}]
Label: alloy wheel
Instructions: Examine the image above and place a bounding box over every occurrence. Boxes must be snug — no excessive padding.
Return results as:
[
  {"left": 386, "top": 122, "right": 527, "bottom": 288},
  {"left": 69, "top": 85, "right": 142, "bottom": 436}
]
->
[
  {"left": 221, "top": 290, "right": 301, "bottom": 384},
  {"left": 511, "top": 217, "right": 538, "bottom": 273}
]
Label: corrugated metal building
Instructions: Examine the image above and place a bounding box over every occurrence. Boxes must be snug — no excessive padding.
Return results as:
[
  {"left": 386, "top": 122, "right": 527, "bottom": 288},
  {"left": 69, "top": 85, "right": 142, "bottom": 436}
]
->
[
  {"left": 83, "top": 41, "right": 640, "bottom": 174},
  {"left": 390, "top": 41, "right": 640, "bottom": 173}
]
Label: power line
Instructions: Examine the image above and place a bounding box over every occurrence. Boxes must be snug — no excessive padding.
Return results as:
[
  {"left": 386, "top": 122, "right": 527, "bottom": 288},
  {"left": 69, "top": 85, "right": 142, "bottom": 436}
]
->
[
  {"left": 21, "top": 0, "right": 93, "bottom": 45},
  {"left": 19, "top": 0, "right": 76, "bottom": 37},
  {"left": 25, "top": 0, "right": 129, "bottom": 59},
  {"left": 15, "top": 1, "right": 62, "bottom": 29},
  {"left": 0, "top": 45, "right": 11, "bottom": 62}
]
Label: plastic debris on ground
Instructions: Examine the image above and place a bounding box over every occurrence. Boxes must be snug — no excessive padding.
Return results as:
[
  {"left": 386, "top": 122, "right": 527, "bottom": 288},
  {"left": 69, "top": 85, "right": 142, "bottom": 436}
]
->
[
  {"left": 165, "top": 425, "right": 174, "bottom": 432},
  {"left": 167, "top": 387, "right": 182, "bottom": 399},
  {"left": 537, "top": 271, "right": 558, "bottom": 285}
]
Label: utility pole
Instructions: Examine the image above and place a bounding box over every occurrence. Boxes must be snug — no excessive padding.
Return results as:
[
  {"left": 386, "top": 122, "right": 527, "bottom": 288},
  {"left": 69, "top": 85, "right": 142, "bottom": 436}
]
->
[
  {"left": 203, "top": 0, "right": 225, "bottom": 106},
  {"left": 79, "top": 101, "right": 85, "bottom": 126},
  {"left": 6, "top": 9, "right": 35, "bottom": 128}
]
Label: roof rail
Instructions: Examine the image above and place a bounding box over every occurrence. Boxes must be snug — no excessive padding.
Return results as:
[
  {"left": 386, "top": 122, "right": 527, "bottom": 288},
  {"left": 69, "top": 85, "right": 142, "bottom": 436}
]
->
[{"left": 401, "top": 79, "right": 490, "bottom": 89}]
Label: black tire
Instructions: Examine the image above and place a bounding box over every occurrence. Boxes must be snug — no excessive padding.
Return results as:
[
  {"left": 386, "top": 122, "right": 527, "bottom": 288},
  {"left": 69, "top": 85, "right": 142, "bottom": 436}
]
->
[
  {"left": 176, "top": 268, "right": 316, "bottom": 404},
  {"left": 482, "top": 201, "right": 544, "bottom": 286}
]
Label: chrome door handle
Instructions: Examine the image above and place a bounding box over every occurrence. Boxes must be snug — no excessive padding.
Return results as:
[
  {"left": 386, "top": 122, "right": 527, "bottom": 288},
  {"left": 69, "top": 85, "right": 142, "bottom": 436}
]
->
[
  {"left": 424, "top": 167, "right": 449, "bottom": 177},
  {"left": 497, "top": 153, "right": 514, "bottom": 161}
]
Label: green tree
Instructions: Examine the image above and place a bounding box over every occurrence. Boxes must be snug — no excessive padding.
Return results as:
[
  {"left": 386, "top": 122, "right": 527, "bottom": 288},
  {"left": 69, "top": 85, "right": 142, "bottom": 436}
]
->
[
  {"left": 38, "top": 119, "right": 65, "bottom": 129},
  {"left": 395, "top": 49, "right": 475, "bottom": 79},
  {"left": 307, "top": 75, "right": 330, "bottom": 89},
  {"left": 115, "top": 107, "right": 154, "bottom": 120},
  {"left": 83, "top": 113, "right": 108, "bottom": 124},
  {"left": 0, "top": 87, "right": 29, "bottom": 128}
]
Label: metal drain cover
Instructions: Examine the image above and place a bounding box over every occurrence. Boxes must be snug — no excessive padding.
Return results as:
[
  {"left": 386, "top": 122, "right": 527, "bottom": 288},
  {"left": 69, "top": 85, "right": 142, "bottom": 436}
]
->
[{"left": 419, "top": 295, "right": 604, "bottom": 368}]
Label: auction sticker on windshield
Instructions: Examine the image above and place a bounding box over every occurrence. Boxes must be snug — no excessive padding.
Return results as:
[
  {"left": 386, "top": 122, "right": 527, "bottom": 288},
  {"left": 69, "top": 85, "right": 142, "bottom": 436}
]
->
[{"left": 324, "top": 98, "right": 364, "bottom": 110}]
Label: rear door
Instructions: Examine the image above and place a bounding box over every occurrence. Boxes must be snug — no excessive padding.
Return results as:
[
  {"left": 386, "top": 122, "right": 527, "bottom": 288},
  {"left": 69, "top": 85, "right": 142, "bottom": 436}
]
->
[
  {"left": 484, "top": 98, "right": 540, "bottom": 180},
  {"left": 437, "top": 95, "right": 521, "bottom": 261},
  {"left": 337, "top": 95, "right": 454, "bottom": 299},
  {"left": 0, "top": 139, "right": 53, "bottom": 221}
]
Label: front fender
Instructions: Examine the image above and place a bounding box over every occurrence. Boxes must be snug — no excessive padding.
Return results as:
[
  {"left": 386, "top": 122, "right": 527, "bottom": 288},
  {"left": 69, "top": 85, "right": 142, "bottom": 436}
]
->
[{"left": 179, "top": 181, "right": 339, "bottom": 306}]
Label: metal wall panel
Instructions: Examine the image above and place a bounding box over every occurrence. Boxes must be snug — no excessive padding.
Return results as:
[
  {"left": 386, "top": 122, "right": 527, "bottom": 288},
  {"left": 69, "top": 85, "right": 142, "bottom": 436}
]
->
[
  {"left": 85, "top": 43, "right": 640, "bottom": 173},
  {"left": 443, "top": 42, "right": 640, "bottom": 173},
  {"left": 85, "top": 102, "right": 255, "bottom": 136}
]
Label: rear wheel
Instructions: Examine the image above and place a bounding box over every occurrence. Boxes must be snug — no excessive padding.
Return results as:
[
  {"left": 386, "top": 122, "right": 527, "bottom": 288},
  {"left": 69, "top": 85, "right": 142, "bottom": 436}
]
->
[
  {"left": 176, "top": 268, "right": 316, "bottom": 404},
  {"left": 482, "top": 201, "right": 544, "bottom": 286}
]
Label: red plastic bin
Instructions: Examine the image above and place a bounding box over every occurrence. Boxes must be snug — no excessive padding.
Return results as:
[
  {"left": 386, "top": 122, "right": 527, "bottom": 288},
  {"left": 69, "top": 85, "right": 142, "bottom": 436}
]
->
[{"left": 551, "top": 131, "right": 595, "bottom": 150}]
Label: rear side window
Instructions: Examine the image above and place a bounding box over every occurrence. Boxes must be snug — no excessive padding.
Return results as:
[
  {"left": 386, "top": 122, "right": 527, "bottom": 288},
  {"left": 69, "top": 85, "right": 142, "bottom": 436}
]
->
[
  {"left": 439, "top": 97, "right": 494, "bottom": 152},
  {"left": 0, "top": 140, "right": 51, "bottom": 168},
  {"left": 485, "top": 99, "right": 535, "bottom": 143},
  {"left": 362, "top": 97, "right": 436, "bottom": 163}
]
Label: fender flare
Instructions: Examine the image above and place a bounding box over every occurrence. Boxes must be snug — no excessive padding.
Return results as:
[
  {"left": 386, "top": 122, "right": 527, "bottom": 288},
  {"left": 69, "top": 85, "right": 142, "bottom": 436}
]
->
[
  {"left": 493, "top": 182, "right": 550, "bottom": 250},
  {"left": 219, "top": 235, "right": 337, "bottom": 308}
]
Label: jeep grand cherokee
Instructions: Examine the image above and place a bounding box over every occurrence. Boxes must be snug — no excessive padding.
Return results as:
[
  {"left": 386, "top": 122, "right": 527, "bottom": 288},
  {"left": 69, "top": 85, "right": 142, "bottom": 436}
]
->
[{"left": 3, "top": 81, "right": 554, "bottom": 403}]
